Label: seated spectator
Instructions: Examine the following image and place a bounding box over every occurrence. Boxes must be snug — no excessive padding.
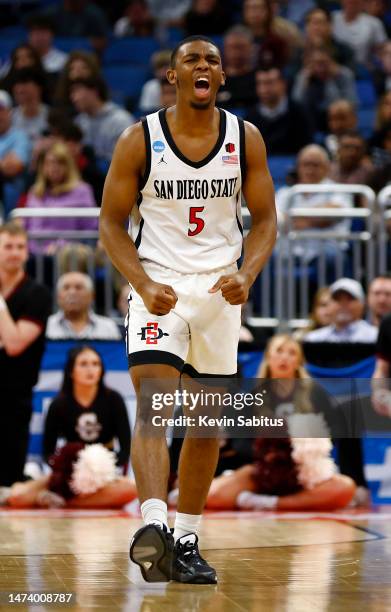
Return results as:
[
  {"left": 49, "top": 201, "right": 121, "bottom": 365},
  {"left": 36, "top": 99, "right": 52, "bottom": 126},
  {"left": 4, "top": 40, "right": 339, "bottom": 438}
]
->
[
  {"left": 242, "top": 0, "right": 290, "bottom": 68},
  {"left": 0, "top": 44, "right": 49, "bottom": 101},
  {"left": 289, "top": 7, "right": 355, "bottom": 77},
  {"left": 324, "top": 99, "right": 359, "bottom": 158},
  {"left": 332, "top": 0, "right": 387, "bottom": 68},
  {"left": 293, "top": 287, "right": 333, "bottom": 341},
  {"left": 373, "top": 40, "right": 391, "bottom": 96},
  {"left": 217, "top": 26, "right": 257, "bottom": 110},
  {"left": 11, "top": 68, "right": 49, "bottom": 146},
  {"left": 304, "top": 278, "right": 378, "bottom": 342},
  {"left": 114, "top": 0, "right": 155, "bottom": 37},
  {"left": 25, "top": 15, "right": 68, "bottom": 76},
  {"left": 24, "top": 142, "right": 97, "bottom": 254},
  {"left": 138, "top": 50, "right": 172, "bottom": 113},
  {"left": 184, "top": 0, "right": 232, "bottom": 36},
  {"left": 201, "top": 335, "right": 356, "bottom": 511},
  {"left": 43, "top": 346, "right": 130, "bottom": 468},
  {"left": 329, "top": 131, "right": 374, "bottom": 186},
  {"left": 368, "top": 274, "right": 391, "bottom": 327},
  {"left": 0, "top": 90, "right": 30, "bottom": 217},
  {"left": 54, "top": 50, "right": 102, "bottom": 115},
  {"left": 71, "top": 76, "right": 134, "bottom": 162},
  {"left": 39, "top": 0, "right": 109, "bottom": 55},
  {"left": 56, "top": 121, "right": 106, "bottom": 204},
  {"left": 46, "top": 272, "right": 122, "bottom": 340},
  {"left": 292, "top": 47, "right": 357, "bottom": 132},
  {"left": 2, "top": 346, "right": 135, "bottom": 508},
  {"left": 276, "top": 144, "right": 353, "bottom": 265},
  {"left": 364, "top": 0, "right": 391, "bottom": 37},
  {"left": 245, "top": 67, "right": 313, "bottom": 154}
]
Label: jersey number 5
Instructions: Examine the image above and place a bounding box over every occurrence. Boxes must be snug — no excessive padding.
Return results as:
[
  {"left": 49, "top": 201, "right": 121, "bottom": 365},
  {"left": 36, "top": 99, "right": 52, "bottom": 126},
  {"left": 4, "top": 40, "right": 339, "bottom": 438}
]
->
[{"left": 188, "top": 206, "right": 205, "bottom": 236}]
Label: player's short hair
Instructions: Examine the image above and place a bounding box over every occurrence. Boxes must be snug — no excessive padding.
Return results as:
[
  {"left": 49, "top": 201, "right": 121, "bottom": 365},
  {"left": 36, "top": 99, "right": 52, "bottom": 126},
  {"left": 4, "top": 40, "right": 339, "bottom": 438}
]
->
[
  {"left": 170, "top": 35, "right": 219, "bottom": 68},
  {"left": 0, "top": 221, "right": 28, "bottom": 240}
]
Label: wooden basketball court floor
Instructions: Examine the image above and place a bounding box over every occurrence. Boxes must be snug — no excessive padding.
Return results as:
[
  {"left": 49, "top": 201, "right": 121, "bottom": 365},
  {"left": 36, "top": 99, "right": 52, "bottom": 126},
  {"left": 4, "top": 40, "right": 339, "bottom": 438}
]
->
[{"left": 0, "top": 506, "right": 391, "bottom": 611}]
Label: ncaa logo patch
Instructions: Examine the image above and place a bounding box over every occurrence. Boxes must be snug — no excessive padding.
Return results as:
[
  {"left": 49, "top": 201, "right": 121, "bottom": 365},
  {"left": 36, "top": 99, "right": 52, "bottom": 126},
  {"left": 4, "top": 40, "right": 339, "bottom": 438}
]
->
[
  {"left": 137, "top": 322, "right": 169, "bottom": 345},
  {"left": 153, "top": 140, "right": 165, "bottom": 153}
]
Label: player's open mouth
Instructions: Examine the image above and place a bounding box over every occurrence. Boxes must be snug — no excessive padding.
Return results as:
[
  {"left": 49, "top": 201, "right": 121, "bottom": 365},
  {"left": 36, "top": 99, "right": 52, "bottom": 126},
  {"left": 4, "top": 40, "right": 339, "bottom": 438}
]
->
[{"left": 194, "top": 77, "right": 210, "bottom": 99}]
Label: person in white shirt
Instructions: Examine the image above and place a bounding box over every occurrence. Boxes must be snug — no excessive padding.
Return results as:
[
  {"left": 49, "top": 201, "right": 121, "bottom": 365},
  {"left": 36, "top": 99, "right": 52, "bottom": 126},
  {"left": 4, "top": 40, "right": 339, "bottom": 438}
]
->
[
  {"left": 26, "top": 15, "right": 68, "bottom": 74},
  {"left": 138, "top": 50, "right": 172, "bottom": 113},
  {"left": 46, "top": 272, "right": 121, "bottom": 340},
  {"left": 11, "top": 68, "right": 49, "bottom": 145},
  {"left": 276, "top": 144, "right": 353, "bottom": 263},
  {"left": 304, "top": 278, "right": 378, "bottom": 343},
  {"left": 332, "top": 0, "right": 387, "bottom": 66}
]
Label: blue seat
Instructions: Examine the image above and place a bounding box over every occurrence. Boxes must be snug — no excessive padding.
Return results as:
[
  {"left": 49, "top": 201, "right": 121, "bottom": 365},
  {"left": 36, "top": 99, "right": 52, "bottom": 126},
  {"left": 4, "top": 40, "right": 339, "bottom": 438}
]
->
[
  {"left": 103, "top": 38, "right": 160, "bottom": 66},
  {"left": 0, "top": 25, "right": 27, "bottom": 38},
  {"left": 103, "top": 65, "right": 149, "bottom": 102},
  {"left": 55, "top": 37, "right": 92, "bottom": 53},
  {"left": 357, "top": 108, "right": 375, "bottom": 138},
  {"left": 357, "top": 79, "right": 377, "bottom": 108},
  {"left": 0, "top": 38, "right": 21, "bottom": 61},
  {"left": 268, "top": 155, "right": 296, "bottom": 184},
  {"left": 166, "top": 27, "right": 185, "bottom": 46}
]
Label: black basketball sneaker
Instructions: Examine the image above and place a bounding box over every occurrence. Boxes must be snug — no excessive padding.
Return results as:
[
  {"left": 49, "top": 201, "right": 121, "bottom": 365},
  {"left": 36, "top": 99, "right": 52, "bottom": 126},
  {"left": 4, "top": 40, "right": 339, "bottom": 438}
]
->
[
  {"left": 129, "top": 524, "right": 174, "bottom": 582},
  {"left": 171, "top": 534, "right": 217, "bottom": 584}
]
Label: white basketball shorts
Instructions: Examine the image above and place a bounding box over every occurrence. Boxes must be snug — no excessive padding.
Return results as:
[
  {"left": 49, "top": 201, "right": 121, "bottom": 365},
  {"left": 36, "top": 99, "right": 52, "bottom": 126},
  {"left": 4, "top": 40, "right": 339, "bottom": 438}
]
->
[{"left": 125, "top": 262, "right": 241, "bottom": 376}]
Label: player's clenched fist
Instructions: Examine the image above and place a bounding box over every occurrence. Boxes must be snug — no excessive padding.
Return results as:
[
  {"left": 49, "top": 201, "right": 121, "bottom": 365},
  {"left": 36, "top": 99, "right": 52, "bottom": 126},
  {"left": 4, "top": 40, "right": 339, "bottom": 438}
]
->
[
  {"left": 138, "top": 280, "right": 178, "bottom": 315},
  {"left": 209, "top": 272, "right": 252, "bottom": 305}
]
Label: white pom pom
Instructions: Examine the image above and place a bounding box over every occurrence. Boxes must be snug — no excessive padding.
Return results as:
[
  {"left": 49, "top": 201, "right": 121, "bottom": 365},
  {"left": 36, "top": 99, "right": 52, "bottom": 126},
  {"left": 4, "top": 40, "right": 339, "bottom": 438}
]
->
[
  {"left": 291, "top": 437, "right": 336, "bottom": 490},
  {"left": 70, "top": 444, "right": 117, "bottom": 496}
]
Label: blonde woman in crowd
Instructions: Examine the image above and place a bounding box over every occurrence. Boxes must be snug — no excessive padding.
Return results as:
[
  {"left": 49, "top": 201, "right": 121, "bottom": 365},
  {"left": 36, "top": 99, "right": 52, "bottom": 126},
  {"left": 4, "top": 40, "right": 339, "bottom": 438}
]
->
[{"left": 24, "top": 141, "right": 97, "bottom": 254}]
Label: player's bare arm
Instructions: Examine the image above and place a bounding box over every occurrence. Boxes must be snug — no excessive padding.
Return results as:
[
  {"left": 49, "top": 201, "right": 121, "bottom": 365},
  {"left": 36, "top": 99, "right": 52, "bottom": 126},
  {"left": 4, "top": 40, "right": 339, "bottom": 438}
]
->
[
  {"left": 210, "top": 122, "right": 277, "bottom": 305},
  {"left": 99, "top": 123, "right": 177, "bottom": 315}
]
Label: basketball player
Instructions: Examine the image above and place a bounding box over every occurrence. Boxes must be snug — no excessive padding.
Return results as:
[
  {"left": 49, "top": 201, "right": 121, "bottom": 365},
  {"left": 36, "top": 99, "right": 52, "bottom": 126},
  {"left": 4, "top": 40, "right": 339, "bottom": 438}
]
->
[{"left": 100, "top": 35, "right": 276, "bottom": 584}]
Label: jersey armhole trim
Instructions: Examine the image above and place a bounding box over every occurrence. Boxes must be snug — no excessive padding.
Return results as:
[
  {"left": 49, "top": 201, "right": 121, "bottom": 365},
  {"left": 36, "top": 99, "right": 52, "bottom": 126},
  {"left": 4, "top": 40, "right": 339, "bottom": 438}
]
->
[
  {"left": 139, "top": 117, "right": 151, "bottom": 190},
  {"left": 238, "top": 117, "right": 246, "bottom": 183}
]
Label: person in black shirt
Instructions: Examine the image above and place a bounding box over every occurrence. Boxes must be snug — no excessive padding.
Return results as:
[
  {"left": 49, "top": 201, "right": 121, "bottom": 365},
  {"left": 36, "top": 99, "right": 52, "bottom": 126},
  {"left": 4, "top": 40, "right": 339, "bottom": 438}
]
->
[
  {"left": 217, "top": 25, "right": 257, "bottom": 110},
  {"left": 43, "top": 345, "right": 131, "bottom": 469},
  {"left": 0, "top": 222, "right": 51, "bottom": 487},
  {"left": 245, "top": 67, "right": 313, "bottom": 154},
  {"left": 1, "top": 346, "right": 137, "bottom": 508}
]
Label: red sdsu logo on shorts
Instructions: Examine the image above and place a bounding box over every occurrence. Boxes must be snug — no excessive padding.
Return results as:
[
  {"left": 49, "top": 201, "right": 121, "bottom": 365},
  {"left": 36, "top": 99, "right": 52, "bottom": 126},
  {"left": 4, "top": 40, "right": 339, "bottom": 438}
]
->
[{"left": 137, "top": 322, "right": 169, "bottom": 345}]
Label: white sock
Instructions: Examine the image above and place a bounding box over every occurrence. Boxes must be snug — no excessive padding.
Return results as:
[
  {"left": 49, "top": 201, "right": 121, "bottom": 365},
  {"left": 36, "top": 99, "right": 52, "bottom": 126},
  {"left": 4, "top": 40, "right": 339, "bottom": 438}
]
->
[
  {"left": 236, "top": 491, "right": 278, "bottom": 510},
  {"left": 140, "top": 498, "right": 168, "bottom": 529},
  {"left": 173, "top": 512, "right": 202, "bottom": 543}
]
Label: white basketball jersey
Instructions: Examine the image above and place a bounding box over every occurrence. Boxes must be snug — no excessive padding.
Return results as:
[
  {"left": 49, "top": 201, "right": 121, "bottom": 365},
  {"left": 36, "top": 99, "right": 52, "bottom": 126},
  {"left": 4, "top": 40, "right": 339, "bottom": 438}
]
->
[{"left": 130, "top": 108, "right": 245, "bottom": 273}]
